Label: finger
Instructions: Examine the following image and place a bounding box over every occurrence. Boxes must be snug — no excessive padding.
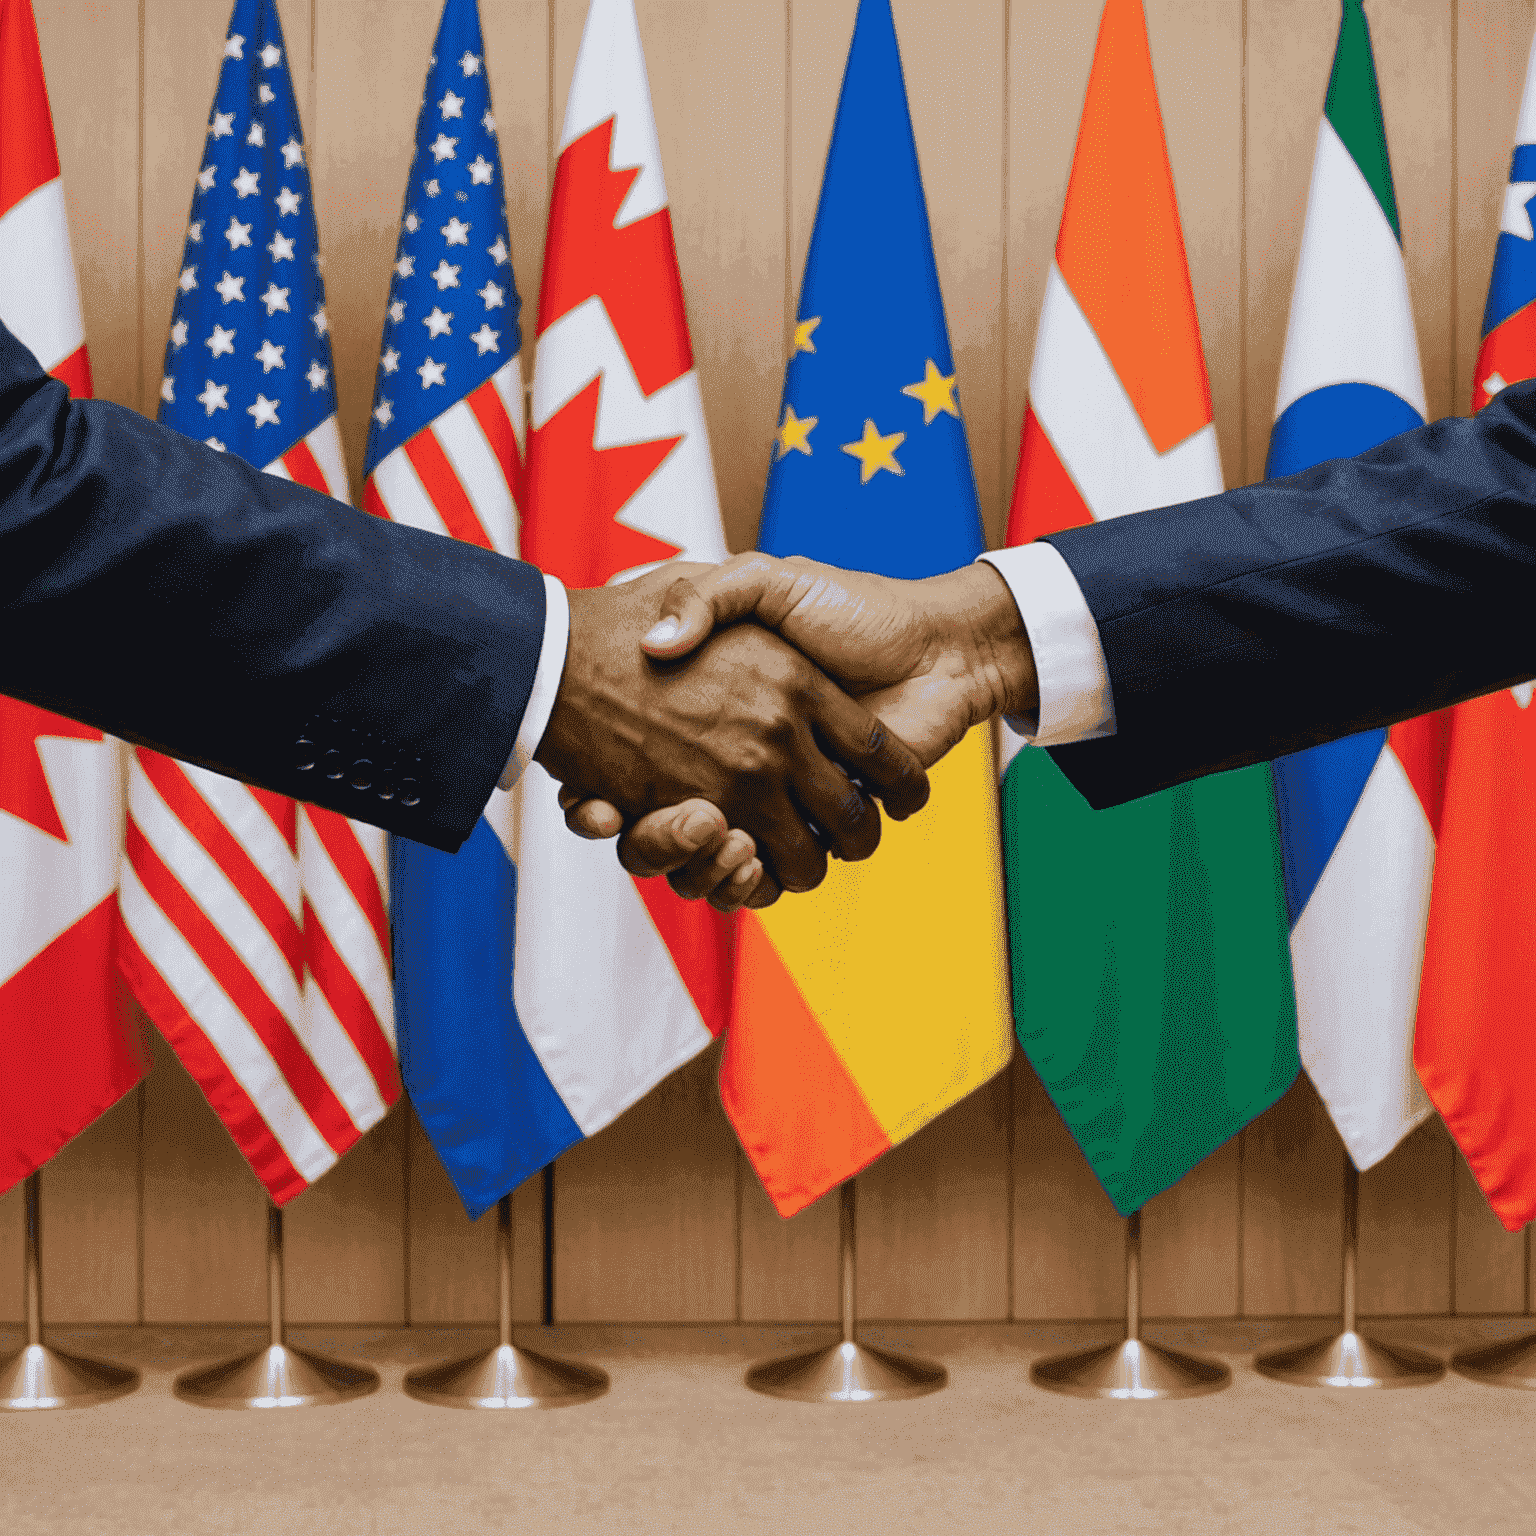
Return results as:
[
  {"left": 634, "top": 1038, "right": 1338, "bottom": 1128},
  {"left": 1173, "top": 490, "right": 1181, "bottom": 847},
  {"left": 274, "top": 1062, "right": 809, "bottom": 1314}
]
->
[
  {"left": 706, "top": 856, "right": 765, "bottom": 914},
  {"left": 802, "top": 673, "right": 930, "bottom": 822},
  {"left": 743, "top": 868, "right": 783, "bottom": 909},
  {"left": 749, "top": 788, "right": 829, "bottom": 896},
  {"left": 565, "top": 798, "right": 624, "bottom": 840},
  {"left": 641, "top": 552, "right": 794, "bottom": 659},
  {"left": 666, "top": 827, "right": 758, "bottom": 902},
  {"left": 785, "top": 738, "right": 883, "bottom": 865},
  {"left": 617, "top": 801, "right": 728, "bottom": 878}
]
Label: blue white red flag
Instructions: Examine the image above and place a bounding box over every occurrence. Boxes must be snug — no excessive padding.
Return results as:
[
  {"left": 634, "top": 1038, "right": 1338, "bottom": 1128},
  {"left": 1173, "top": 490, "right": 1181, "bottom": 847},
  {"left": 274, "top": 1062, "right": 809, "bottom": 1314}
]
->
[
  {"left": 117, "top": 0, "right": 398, "bottom": 1203},
  {"left": 364, "top": 0, "right": 542, "bottom": 1218},
  {"left": 1265, "top": 0, "right": 1433, "bottom": 1171}
]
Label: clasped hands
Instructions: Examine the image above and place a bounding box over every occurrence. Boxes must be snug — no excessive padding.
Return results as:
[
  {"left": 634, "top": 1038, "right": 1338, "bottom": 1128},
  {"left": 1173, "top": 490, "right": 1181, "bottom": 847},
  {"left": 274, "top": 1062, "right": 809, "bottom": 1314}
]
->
[{"left": 531, "top": 553, "right": 1039, "bottom": 911}]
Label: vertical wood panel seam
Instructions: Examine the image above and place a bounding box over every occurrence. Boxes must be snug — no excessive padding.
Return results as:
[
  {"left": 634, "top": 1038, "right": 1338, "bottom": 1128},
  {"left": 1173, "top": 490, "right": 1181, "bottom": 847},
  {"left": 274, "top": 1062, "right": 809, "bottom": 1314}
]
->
[{"left": 1238, "top": 0, "right": 1248, "bottom": 487}]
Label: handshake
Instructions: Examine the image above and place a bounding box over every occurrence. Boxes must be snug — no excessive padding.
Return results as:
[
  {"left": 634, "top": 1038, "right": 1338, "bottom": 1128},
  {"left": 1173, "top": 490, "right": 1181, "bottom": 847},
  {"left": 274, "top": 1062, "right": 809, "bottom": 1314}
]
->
[{"left": 532, "top": 552, "right": 1040, "bottom": 912}]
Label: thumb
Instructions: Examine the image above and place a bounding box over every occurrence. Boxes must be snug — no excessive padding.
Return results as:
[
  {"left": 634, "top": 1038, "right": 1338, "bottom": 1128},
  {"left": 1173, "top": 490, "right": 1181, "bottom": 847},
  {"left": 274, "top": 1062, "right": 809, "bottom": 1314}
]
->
[{"left": 641, "top": 552, "right": 789, "bottom": 659}]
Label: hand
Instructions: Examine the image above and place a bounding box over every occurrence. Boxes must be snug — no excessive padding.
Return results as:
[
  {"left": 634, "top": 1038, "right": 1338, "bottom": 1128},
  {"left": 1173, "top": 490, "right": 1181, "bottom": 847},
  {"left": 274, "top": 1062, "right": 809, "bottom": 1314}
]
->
[{"left": 534, "top": 565, "right": 930, "bottom": 898}]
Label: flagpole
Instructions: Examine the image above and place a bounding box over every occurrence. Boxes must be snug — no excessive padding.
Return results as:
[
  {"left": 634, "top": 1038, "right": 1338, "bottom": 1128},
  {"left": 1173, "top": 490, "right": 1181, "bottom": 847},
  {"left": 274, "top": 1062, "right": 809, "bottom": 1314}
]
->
[
  {"left": 1031, "top": 1210, "right": 1230, "bottom": 1399},
  {"left": 744, "top": 1179, "right": 946, "bottom": 1403},
  {"left": 403, "top": 1183, "right": 607, "bottom": 1408},
  {"left": 173, "top": 1199, "right": 380, "bottom": 1408},
  {"left": 1256, "top": 1149, "right": 1444, "bottom": 1388},
  {"left": 0, "top": 1173, "right": 139, "bottom": 1410}
]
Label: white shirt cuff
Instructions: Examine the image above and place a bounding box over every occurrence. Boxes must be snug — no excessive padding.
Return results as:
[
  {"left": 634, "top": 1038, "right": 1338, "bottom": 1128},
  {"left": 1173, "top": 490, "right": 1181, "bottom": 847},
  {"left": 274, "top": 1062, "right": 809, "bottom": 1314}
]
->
[
  {"left": 498, "top": 573, "right": 570, "bottom": 791},
  {"left": 977, "top": 544, "right": 1116, "bottom": 745}
]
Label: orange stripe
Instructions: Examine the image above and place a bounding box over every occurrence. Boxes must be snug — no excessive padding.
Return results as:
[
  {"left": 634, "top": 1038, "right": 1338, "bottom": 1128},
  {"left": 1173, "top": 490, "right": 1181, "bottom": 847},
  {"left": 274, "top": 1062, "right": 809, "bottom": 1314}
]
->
[
  {"left": 466, "top": 375, "right": 522, "bottom": 504},
  {"left": 116, "top": 926, "right": 309, "bottom": 1204},
  {"left": 302, "top": 897, "right": 400, "bottom": 1105},
  {"left": 124, "top": 819, "right": 360, "bottom": 1158},
  {"left": 283, "top": 438, "right": 329, "bottom": 495},
  {"left": 136, "top": 752, "right": 301, "bottom": 977},
  {"left": 1006, "top": 405, "right": 1095, "bottom": 546},
  {"left": 48, "top": 343, "right": 92, "bottom": 400},
  {"left": 403, "top": 427, "right": 493, "bottom": 548},
  {"left": 719, "top": 915, "right": 890, "bottom": 1217},
  {"left": 1055, "top": 0, "right": 1210, "bottom": 451},
  {"left": 304, "top": 806, "right": 391, "bottom": 966}
]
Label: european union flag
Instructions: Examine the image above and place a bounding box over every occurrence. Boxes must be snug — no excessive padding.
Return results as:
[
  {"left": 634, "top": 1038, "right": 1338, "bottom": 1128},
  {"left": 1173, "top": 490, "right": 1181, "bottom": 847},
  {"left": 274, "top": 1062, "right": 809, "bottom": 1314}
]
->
[{"left": 760, "top": 0, "right": 984, "bottom": 578}]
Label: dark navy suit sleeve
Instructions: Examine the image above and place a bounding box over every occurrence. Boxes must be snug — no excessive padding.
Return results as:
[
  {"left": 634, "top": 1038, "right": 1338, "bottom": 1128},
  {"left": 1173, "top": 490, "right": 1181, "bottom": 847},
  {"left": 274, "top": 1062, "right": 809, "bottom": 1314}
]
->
[
  {"left": 1040, "top": 377, "right": 1536, "bottom": 810},
  {"left": 0, "top": 321, "right": 545, "bottom": 853}
]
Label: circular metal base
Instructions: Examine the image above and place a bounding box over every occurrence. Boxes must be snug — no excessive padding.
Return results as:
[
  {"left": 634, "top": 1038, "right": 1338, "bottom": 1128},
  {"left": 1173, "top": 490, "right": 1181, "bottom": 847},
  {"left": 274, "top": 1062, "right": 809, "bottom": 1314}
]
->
[
  {"left": 1452, "top": 1331, "right": 1536, "bottom": 1390},
  {"left": 0, "top": 1343, "right": 140, "bottom": 1411},
  {"left": 403, "top": 1343, "right": 609, "bottom": 1409},
  {"left": 745, "top": 1339, "right": 946, "bottom": 1403},
  {"left": 1255, "top": 1330, "right": 1444, "bottom": 1389},
  {"left": 1031, "top": 1339, "right": 1231, "bottom": 1400},
  {"left": 173, "top": 1343, "right": 379, "bottom": 1408}
]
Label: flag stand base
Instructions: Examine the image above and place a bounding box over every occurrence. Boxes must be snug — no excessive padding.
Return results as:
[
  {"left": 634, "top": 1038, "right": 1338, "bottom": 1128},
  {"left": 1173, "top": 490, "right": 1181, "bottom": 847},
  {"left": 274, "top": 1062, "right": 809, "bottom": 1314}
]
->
[
  {"left": 0, "top": 1343, "right": 139, "bottom": 1411},
  {"left": 744, "top": 1182, "right": 947, "bottom": 1404},
  {"left": 1254, "top": 1157, "right": 1442, "bottom": 1389},
  {"left": 1, "top": 1175, "right": 141, "bottom": 1410},
  {"left": 174, "top": 1203, "right": 379, "bottom": 1409},
  {"left": 1031, "top": 1212, "right": 1229, "bottom": 1400},
  {"left": 402, "top": 1193, "right": 608, "bottom": 1409},
  {"left": 1450, "top": 1333, "right": 1536, "bottom": 1390}
]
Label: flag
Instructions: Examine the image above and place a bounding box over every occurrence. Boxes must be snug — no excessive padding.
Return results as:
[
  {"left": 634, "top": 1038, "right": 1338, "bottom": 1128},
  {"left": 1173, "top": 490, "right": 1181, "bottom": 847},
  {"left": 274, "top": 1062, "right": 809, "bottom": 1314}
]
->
[
  {"left": 1001, "top": 0, "right": 1297, "bottom": 1216},
  {"left": 505, "top": 0, "right": 734, "bottom": 1203},
  {"left": 722, "top": 0, "right": 1012, "bottom": 1218},
  {"left": 1395, "top": 28, "right": 1536, "bottom": 1230},
  {"left": 116, "top": 0, "right": 398, "bottom": 1204},
  {"left": 1265, "top": 0, "right": 1434, "bottom": 1171},
  {"left": 365, "top": 0, "right": 553, "bottom": 1218},
  {"left": 0, "top": 0, "right": 145, "bottom": 1192}
]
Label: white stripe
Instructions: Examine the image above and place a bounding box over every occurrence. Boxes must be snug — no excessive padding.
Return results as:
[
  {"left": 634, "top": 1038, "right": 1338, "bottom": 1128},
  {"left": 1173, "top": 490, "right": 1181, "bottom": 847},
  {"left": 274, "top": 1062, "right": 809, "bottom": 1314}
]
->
[
  {"left": 298, "top": 811, "right": 394, "bottom": 1050},
  {"left": 490, "top": 355, "right": 526, "bottom": 457},
  {"left": 127, "top": 766, "right": 303, "bottom": 1026},
  {"left": 513, "top": 765, "right": 712, "bottom": 1135},
  {"left": 1029, "top": 264, "right": 1223, "bottom": 519},
  {"left": 304, "top": 416, "right": 351, "bottom": 501},
  {"left": 558, "top": 0, "right": 668, "bottom": 225},
  {"left": 297, "top": 969, "right": 390, "bottom": 1134},
  {"left": 368, "top": 445, "right": 452, "bottom": 539},
  {"left": 262, "top": 456, "right": 293, "bottom": 482},
  {"left": 0, "top": 179, "right": 85, "bottom": 372},
  {"left": 1273, "top": 120, "right": 1427, "bottom": 422},
  {"left": 119, "top": 858, "right": 336, "bottom": 1183},
  {"left": 433, "top": 400, "right": 517, "bottom": 557},
  {"left": 182, "top": 765, "right": 301, "bottom": 925},
  {"left": 1292, "top": 747, "right": 1435, "bottom": 1169}
]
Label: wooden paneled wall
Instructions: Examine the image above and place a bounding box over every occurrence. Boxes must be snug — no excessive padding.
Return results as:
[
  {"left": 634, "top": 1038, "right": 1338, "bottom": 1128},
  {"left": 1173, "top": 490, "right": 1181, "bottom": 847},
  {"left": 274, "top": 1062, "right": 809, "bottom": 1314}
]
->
[{"left": 2, "top": 0, "right": 1532, "bottom": 1327}]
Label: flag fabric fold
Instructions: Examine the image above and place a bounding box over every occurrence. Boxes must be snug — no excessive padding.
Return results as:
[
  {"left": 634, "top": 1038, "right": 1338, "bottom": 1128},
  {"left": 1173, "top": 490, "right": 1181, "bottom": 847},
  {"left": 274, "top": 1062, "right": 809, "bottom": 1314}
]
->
[
  {"left": 1398, "top": 26, "right": 1536, "bottom": 1231},
  {"left": 1266, "top": 0, "right": 1434, "bottom": 1172},
  {"left": 723, "top": 0, "right": 1012, "bottom": 1218},
  {"left": 1001, "top": 0, "right": 1298, "bottom": 1217},
  {"left": 117, "top": 0, "right": 397, "bottom": 1205},
  {"left": 0, "top": 0, "right": 145, "bottom": 1193}
]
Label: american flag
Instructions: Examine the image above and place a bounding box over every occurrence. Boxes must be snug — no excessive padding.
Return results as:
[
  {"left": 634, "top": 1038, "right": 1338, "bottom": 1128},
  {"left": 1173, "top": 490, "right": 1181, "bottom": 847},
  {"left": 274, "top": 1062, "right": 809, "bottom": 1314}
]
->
[
  {"left": 364, "top": 0, "right": 531, "bottom": 1217},
  {"left": 115, "top": 0, "right": 398, "bottom": 1204}
]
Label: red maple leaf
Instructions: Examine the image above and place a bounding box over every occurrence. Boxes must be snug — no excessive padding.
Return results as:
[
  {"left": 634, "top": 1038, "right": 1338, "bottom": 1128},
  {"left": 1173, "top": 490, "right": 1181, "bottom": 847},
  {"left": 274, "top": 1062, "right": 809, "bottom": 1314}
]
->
[
  {"left": 538, "top": 117, "right": 693, "bottom": 397},
  {"left": 0, "top": 697, "right": 103, "bottom": 842},
  {"left": 523, "top": 377, "right": 682, "bottom": 587}
]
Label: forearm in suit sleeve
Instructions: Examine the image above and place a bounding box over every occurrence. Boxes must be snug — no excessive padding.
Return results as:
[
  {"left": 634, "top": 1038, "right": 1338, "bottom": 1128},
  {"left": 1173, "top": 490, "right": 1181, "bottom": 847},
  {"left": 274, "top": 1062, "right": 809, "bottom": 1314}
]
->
[
  {"left": 0, "top": 323, "right": 544, "bottom": 853},
  {"left": 1041, "top": 377, "right": 1536, "bottom": 809}
]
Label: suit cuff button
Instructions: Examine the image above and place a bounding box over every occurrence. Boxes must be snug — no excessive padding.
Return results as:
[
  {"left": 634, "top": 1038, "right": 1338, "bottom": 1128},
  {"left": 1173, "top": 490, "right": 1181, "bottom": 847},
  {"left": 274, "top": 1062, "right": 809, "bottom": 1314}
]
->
[
  {"left": 398, "top": 777, "right": 421, "bottom": 807},
  {"left": 322, "top": 748, "right": 345, "bottom": 780},
  {"left": 349, "top": 759, "right": 373, "bottom": 791}
]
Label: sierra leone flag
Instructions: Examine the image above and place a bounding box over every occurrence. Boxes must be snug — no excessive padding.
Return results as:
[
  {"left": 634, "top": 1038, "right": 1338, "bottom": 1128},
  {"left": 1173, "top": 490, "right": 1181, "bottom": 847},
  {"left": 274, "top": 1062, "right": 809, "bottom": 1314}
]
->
[{"left": 1266, "top": 0, "right": 1435, "bottom": 1172}]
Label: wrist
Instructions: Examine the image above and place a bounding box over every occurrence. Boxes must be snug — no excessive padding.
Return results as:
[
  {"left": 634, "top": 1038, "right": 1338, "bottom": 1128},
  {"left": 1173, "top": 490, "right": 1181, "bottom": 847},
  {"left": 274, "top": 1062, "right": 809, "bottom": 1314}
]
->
[{"left": 923, "top": 563, "right": 1039, "bottom": 723}]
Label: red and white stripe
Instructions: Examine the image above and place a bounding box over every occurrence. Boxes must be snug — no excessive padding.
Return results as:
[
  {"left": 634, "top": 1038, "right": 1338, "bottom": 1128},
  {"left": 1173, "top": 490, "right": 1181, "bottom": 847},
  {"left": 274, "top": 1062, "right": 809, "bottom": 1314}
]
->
[
  {"left": 117, "top": 412, "right": 398, "bottom": 1204},
  {"left": 362, "top": 359, "right": 523, "bottom": 555}
]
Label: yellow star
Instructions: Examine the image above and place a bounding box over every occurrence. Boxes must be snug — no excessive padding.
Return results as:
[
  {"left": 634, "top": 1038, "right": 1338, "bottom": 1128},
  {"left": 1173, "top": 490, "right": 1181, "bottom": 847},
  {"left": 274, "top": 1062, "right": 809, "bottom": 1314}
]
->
[
  {"left": 775, "top": 403, "right": 817, "bottom": 458},
  {"left": 793, "top": 316, "right": 821, "bottom": 355},
  {"left": 841, "top": 418, "right": 905, "bottom": 484},
  {"left": 901, "top": 358, "right": 959, "bottom": 425}
]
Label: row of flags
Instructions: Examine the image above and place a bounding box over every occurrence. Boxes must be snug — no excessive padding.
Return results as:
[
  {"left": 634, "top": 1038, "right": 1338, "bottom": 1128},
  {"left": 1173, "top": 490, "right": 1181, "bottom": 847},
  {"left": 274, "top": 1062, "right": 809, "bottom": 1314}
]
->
[{"left": 6, "top": 0, "right": 1536, "bottom": 1251}]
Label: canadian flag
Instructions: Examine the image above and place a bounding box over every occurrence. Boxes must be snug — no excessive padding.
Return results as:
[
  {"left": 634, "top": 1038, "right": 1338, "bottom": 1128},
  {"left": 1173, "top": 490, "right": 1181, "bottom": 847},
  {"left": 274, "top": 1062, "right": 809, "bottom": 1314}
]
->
[
  {"left": 0, "top": 0, "right": 145, "bottom": 1192},
  {"left": 510, "top": 0, "right": 734, "bottom": 1144}
]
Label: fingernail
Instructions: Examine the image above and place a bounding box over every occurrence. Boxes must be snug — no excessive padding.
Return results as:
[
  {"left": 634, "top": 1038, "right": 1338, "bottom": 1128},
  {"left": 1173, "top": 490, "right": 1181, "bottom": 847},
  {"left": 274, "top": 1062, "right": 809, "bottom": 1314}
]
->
[
  {"left": 645, "top": 617, "right": 680, "bottom": 647},
  {"left": 681, "top": 809, "right": 717, "bottom": 848}
]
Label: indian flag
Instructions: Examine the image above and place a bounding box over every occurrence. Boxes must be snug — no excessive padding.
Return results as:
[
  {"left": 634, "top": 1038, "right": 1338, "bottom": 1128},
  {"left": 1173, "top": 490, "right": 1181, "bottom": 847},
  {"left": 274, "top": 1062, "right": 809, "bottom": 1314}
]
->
[{"left": 1001, "top": 0, "right": 1298, "bottom": 1216}]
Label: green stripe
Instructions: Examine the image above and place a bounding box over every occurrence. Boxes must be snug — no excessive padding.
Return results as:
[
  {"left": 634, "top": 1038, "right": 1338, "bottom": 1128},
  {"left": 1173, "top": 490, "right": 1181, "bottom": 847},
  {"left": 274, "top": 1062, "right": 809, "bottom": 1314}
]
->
[
  {"left": 1324, "top": 0, "right": 1401, "bottom": 241},
  {"left": 1001, "top": 754, "right": 1298, "bottom": 1216}
]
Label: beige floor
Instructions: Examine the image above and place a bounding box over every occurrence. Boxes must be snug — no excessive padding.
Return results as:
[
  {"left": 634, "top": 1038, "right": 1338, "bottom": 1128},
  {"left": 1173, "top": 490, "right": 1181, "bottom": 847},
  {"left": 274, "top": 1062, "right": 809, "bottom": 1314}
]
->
[{"left": 3, "top": 1318, "right": 1535, "bottom": 1535}]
